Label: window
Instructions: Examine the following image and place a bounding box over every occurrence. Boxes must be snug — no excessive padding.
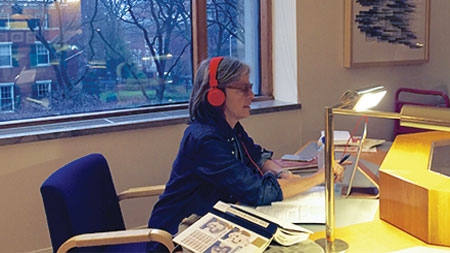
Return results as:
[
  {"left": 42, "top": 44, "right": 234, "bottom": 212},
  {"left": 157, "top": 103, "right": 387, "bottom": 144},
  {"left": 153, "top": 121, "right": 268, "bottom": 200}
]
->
[
  {"left": 36, "top": 80, "right": 52, "bottom": 97},
  {"left": 35, "top": 43, "right": 50, "bottom": 66},
  {"left": 0, "top": 43, "right": 12, "bottom": 68},
  {"left": 0, "top": 13, "right": 9, "bottom": 30},
  {"left": 0, "top": 83, "right": 14, "bottom": 112},
  {"left": 0, "top": 0, "right": 271, "bottom": 124},
  {"left": 206, "top": 0, "right": 261, "bottom": 90},
  {"left": 34, "top": 13, "right": 49, "bottom": 29}
]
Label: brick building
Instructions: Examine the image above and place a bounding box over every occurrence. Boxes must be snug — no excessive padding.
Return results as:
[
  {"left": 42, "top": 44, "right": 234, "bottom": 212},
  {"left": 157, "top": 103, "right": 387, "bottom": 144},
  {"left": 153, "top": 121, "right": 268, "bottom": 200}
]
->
[{"left": 0, "top": 1, "right": 80, "bottom": 112}]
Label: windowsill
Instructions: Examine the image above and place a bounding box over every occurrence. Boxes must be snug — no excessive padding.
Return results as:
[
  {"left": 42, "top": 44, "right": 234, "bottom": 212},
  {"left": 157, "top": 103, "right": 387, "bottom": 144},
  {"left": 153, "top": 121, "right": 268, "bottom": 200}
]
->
[{"left": 0, "top": 100, "right": 301, "bottom": 146}]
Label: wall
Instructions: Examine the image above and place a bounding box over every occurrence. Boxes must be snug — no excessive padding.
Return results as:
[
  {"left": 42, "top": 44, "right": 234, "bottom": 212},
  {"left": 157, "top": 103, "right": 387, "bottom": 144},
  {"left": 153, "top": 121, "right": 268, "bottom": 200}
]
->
[
  {"left": 2, "top": 0, "right": 450, "bottom": 252},
  {"left": 293, "top": 0, "right": 450, "bottom": 141},
  {"left": 0, "top": 109, "right": 303, "bottom": 253}
]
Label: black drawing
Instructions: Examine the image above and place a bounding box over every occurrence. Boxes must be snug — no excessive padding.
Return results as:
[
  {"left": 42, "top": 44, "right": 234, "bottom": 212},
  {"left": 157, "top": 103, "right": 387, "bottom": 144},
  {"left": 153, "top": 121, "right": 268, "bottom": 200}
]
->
[{"left": 355, "top": 0, "right": 423, "bottom": 49}]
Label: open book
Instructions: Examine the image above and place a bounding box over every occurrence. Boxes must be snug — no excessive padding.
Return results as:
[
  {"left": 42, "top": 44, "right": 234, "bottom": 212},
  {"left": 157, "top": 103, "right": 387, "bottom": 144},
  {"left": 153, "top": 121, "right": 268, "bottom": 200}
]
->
[{"left": 173, "top": 201, "right": 312, "bottom": 253}]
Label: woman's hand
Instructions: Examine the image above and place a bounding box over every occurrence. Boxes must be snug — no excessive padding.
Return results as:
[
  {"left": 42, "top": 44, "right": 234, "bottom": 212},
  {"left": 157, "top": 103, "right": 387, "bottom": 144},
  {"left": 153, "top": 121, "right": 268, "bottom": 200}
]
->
[
  {"left": 315, "top": 162, "right": 345, "bottom": 183},
  {"left": 278, "top": 171, "right": 299, "bottom": 180},
  {"left": 277, "top": 162, "right": 345, "bottom": 199},
  {"left": 333, "top": 162, "right": 345, "bottom": 182}
]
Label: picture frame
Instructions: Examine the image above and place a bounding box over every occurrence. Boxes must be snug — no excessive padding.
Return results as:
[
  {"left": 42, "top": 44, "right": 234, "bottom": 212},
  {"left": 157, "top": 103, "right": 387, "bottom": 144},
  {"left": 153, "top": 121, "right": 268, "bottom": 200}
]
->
[{"left": 344, "top": 0, "right": 430, "bottom": 68}]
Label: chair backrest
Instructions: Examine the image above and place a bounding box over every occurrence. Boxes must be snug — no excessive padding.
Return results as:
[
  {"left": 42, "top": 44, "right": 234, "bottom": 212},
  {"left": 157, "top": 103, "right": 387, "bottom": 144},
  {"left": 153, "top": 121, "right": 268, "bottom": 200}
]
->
[{"left": 40, "top": 154, "right": 125, "bottom": 252}]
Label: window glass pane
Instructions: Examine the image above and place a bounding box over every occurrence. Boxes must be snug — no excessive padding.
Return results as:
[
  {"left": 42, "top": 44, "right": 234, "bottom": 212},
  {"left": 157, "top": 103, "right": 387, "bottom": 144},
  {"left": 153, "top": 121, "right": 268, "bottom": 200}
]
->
[
  {"left": 0, "top": 0, "right": 263, "bottom": 122},
  {"left": 36, "top": 44, "right": 49, "bottom": 65},
  {"left": 0, "top": 44, "right": 11, "bottom": 67},
  {"left": 34, "top": 13, "right": 48, "bottom": 29},
  {"left": 206, "top": 0, "right": 260, "bottom": 95},
  {"left": 1, "top": 1, "right": 193, "bottom": 121},
  {"left": 36, "top": 80, "right": 51, "bottom": 97},
  {"left": 0, "top": 13, "right": 9, "bottom": 29},
  {"left": 0, "top": 85, "right": 13, "bottom": 111}
]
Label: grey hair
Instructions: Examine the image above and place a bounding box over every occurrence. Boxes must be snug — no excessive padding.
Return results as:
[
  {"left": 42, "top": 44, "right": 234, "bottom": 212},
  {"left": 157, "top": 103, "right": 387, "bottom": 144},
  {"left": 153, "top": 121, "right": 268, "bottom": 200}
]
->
[{"left": 188, "top": 57, "right": 250, "bottom": 123}]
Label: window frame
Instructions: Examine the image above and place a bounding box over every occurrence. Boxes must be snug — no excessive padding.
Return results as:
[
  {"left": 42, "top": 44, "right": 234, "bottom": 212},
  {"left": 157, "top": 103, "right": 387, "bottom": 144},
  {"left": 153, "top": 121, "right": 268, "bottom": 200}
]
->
[
  {"left": 0, "top": 42, "right": 12, "bottom": 68},
  {"left": 0, "top": 83, "right": 14, "bottom": 112},
  {"left": 36, "top": 80, "right": 52, "bottom": 97},
  {"left": 193, "top": 0, "right": 272, "bottom": 99},
  {"left": 0, "top": 13, "right": 10, "bottom": 30},
  {"left": 34, "top": 13, "right": 49, "bottom": 30},
  {"left": 0, "top": 0, "right": 275, "bottom": 138},
  {"left": 35, "top": 42, "right": 50, "bottom": 66}
]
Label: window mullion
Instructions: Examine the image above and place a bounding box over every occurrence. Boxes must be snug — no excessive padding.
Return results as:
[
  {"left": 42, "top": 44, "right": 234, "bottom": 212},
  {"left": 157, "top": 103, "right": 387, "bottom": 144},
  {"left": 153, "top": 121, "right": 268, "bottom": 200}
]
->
[
  {"left": 259, "top": 0, "right": 273, "bottom": 98},
  {"left": 191, "top": 0, "right": 208, "bottom": 74}
]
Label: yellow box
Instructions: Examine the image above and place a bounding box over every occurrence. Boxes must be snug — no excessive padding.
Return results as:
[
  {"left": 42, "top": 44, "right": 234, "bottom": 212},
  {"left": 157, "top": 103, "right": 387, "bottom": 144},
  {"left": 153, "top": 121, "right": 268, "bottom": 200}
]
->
[{"left": 379, "top": 131, "right": 450, "bottom": 247}]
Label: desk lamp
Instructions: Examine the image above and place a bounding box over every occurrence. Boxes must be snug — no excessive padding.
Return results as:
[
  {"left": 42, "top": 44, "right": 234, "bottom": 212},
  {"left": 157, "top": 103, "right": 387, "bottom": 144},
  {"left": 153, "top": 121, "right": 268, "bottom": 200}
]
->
[{"left": 315, "top": 85, "right": 450, "bottom": 252}]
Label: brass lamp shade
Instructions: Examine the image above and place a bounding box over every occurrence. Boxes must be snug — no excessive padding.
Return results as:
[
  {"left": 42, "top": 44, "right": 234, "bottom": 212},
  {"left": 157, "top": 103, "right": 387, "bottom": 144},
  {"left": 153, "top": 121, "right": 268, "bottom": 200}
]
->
[
  {"left": 339, "top": 85, "right": 387, "bottom": 111},
  {"left": 400, "top": 105, "right": 450, "bottom": 132}
]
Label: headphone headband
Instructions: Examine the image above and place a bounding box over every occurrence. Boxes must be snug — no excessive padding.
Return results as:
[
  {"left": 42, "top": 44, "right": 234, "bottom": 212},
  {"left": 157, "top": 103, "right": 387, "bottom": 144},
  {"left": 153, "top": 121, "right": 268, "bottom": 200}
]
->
[
  {"left": 209, "top": 56, "right": 224, "bottom": 88},
  {"left": 207, "top": 56, "right": 226, "bottom": 107}
]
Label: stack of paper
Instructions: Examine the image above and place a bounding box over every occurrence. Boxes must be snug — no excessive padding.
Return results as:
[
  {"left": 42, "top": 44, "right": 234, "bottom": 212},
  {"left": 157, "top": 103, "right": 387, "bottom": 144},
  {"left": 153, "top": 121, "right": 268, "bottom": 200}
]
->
[
  {"left": 320, "top": 130, "right": 386, "bottom": 152},
  {"left": 254, "top": 186, "right": 325, "bottom": 224},
  {"left": 320, "top": 130, "right": 357, "bottom": 146}
]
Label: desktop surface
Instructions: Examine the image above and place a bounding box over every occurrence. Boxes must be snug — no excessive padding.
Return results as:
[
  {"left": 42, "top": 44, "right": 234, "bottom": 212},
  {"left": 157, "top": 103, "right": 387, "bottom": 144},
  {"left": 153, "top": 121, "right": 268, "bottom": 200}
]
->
[{"left": 287, "top": 139, "right": 450, "bottom": 252}]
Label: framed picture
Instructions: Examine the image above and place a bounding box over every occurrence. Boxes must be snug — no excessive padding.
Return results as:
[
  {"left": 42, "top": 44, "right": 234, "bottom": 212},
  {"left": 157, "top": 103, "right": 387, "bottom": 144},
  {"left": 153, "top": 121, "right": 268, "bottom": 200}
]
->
[{"left": 344, "top": 0, "right": 430, "bottom": 68}]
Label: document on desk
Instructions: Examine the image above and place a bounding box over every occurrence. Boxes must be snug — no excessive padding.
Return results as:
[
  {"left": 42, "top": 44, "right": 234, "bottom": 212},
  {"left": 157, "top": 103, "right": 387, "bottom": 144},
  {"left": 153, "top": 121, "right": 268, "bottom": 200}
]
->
[{"left": 255, "top": 186, "right": 325, "bottom": 224}]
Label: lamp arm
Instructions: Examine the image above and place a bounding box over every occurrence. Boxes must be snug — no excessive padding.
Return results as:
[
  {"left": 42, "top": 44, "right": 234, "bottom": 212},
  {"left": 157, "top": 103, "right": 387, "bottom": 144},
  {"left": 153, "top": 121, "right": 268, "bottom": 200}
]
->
[
  {"left": 332, "top": 108, "right": 401, "bottom": 120},
  {"left": 401, "top": 116, "right": 450, "bottom": 129}
]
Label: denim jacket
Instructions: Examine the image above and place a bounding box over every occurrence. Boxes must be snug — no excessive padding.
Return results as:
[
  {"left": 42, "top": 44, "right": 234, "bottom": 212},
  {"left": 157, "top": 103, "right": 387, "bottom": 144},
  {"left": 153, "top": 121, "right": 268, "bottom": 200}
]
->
[{"left": 148, "top": 116, "right": 283, "bottom": 236}]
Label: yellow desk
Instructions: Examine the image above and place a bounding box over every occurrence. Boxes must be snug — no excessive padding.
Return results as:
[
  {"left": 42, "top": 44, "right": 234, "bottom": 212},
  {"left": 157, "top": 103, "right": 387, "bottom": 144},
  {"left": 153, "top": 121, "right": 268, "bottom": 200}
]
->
[
  {"left": 380, "top": 131, "right": 450, "bottom": 247},
  {"left": 294, "top": 140, "right": 450, "bottom": 252},
  {"left": 309, "top": 214, "right": 450, "bottom": 252}
]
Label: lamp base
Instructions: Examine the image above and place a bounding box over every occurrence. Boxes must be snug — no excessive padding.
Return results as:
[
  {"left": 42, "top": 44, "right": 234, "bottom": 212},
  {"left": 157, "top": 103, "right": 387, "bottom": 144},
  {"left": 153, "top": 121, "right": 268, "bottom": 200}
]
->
[{"left": 315, "top": 238, "right": 349, "bottom": 253}]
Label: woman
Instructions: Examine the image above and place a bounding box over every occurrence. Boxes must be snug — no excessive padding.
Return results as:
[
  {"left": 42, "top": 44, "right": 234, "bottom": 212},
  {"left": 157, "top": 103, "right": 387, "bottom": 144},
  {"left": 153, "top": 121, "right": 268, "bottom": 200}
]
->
[{"left": 147, "top": 56, "right": 344, "bottom": 250}]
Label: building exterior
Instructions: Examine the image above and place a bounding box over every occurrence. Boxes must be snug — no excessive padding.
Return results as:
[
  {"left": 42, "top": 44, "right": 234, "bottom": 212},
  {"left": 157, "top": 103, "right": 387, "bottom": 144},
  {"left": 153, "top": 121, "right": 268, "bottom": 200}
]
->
[
  {"left": 0, "top": 0, "right": 193, "bottom": 118},
  {"left": 0, "top": 1, "right": 80, "bottom": 112}
]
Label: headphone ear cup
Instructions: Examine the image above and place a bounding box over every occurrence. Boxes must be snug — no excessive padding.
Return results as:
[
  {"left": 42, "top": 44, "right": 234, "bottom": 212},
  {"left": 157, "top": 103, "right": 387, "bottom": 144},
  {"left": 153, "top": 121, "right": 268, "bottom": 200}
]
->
[{"left": 207, "top": 87, "right": 225, "bottom": 107}]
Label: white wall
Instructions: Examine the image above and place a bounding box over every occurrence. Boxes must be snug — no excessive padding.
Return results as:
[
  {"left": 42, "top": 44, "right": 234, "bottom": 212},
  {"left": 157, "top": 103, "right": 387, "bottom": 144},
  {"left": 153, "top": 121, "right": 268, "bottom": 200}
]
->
[
  {"left": 2, "top": 1, "right": 450, "bottom": 252},
  {"left": 0, "top": 110, "right": 302, "bottom": 253},
  {"left": 292, "top": 0, "right": 450, "bottom": 141}
]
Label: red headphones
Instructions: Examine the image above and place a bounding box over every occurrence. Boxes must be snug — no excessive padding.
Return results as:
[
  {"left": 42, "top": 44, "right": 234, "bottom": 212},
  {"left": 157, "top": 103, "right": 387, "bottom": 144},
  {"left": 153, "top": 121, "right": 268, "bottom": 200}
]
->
[{"left": 207, "top": 56, "right": 226, "bottom": 107}]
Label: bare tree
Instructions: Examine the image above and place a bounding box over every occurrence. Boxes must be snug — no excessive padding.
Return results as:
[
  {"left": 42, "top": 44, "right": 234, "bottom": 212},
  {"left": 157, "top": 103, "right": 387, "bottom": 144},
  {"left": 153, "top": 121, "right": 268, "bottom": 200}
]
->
[
  {"left": 26, "top": 0, "right": 92, "bottom": 92},
  {"left": 7, "top": 0, "right": 106, "bottom": 116},
  {"left": 102, "top": 0, "right": 191, "bottom": 102},
  {"left": 15, "top": 0, "right": 245, "bottom": 114},
  {"left": 207, "top": 0, "right": 245, "bottom": 56}
]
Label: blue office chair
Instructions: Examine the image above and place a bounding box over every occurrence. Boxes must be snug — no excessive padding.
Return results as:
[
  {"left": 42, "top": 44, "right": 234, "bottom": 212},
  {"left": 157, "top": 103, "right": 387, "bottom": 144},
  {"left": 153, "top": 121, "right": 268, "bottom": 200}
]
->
[{"left": 40, "top": 153, "right": 173, "bottom": 253}]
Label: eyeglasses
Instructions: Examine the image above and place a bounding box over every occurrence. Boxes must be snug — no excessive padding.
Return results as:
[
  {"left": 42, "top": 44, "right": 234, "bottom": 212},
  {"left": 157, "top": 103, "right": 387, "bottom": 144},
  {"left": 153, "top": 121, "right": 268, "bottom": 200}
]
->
[{"left": 227, "top": 83, "right": 253, "bottom": 95}]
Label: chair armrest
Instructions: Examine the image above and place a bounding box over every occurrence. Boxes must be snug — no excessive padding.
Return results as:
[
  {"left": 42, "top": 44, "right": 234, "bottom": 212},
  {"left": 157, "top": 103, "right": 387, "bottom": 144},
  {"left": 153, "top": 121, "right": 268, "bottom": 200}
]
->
[
  {"left": 117, "top": 185, "right": 166, "bottom": 201},
  {"left": 57, "top": 228, "right": 174, "bottom": 253}
]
